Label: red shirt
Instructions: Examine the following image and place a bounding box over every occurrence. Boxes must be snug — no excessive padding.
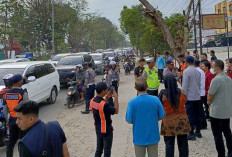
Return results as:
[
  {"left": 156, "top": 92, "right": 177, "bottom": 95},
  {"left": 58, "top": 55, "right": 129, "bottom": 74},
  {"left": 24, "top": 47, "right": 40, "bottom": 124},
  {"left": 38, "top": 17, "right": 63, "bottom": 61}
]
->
[
  {"left": 205, "top": 71, "right": 215, "bottom": 95},
  {"left": 227, "top": 69, "right": 232, "bottom": 79}
]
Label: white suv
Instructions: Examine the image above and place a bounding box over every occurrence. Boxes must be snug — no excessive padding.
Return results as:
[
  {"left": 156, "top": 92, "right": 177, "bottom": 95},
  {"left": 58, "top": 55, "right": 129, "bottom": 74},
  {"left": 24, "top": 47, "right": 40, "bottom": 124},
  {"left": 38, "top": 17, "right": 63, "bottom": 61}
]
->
[{"left": 0, "top": 62, "right": 60, "bottom": 104}]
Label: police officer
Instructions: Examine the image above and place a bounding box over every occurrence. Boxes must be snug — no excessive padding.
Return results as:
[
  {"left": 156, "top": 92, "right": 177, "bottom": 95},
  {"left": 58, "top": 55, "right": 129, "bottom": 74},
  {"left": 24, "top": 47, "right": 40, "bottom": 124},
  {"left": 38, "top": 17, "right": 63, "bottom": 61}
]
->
[
  {"left": 72, "top": 64, "right": 85, "bottom": 101},
  {"left": 142, "top": 58, "right": 160, "bottom": 96},
  {"left": 14, "top": 101, "right": 70, "bottom": 157},
  {"left": 102, "top": 64, "right": 112, "bottom": 89},
  {"left": 90, "top": 82, "right": 119, "bottom": 157},
  {"left": 82, "top": 63, "right": 96, "bottom": 114},
  {"left": 3, "top": 74, "right": 29, "bottom": 157},
  {"left": 109, "top": 61, "right": 120, "bottom": 94}
]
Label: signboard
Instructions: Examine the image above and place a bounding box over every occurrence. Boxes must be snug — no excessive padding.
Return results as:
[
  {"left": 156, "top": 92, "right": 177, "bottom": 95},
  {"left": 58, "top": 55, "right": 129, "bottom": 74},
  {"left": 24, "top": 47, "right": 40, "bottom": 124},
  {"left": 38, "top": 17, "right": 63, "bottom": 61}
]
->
[{"left": 202, "top": 14, "right": 226, "bottom": 30}]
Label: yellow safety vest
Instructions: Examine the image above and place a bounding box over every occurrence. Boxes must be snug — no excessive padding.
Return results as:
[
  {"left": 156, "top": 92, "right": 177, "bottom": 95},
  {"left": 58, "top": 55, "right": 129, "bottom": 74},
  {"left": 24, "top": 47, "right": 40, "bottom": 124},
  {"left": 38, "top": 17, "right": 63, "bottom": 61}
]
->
[{"left": 144, "top": 67, "right": 160, "bottom": 90}]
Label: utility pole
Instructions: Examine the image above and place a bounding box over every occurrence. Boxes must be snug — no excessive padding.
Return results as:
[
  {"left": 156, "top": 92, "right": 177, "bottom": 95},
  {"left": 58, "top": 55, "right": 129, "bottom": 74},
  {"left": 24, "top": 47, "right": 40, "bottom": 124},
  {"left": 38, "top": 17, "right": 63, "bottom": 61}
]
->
[
  {"left": 225, "top": 0, "right": 230, "bottom": 58},
  {"left": 193, "top": 0, "right": 198, "bottom": 51},
  {"left": 198, "top": 0, "right": 203, "bottom": 55},
  {"left": 52, "top": 0, "right": 55, "bottom": 53}
]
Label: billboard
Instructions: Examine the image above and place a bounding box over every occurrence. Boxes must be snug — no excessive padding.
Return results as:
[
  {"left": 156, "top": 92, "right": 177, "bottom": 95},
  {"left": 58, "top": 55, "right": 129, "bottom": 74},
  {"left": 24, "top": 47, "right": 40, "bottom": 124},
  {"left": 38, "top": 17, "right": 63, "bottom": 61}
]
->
[{"left": 202, "top": 14, "right": 226, "bottom": 30}]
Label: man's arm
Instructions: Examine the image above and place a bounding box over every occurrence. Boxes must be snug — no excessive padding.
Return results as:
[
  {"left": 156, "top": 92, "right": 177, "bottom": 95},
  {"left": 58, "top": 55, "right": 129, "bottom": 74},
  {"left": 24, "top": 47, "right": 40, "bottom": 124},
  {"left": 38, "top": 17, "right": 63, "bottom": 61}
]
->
[
  {"left": 125, "top": 100, "right": 133, "bottom": 124},
  {"left": 112, "top": 91, "right": 119, "bottom": 114},
  {"left": 63, "top": 142, "right": 70, "bottom": 157},
  {"left": 182, "top": 71, "right": 189, "bottom": 95},
  {"left": 157, "top": 99, "right": 165, "bottom": 120},
  {"left": 207, "top": 94, "right": 214, "bottom": 105}
]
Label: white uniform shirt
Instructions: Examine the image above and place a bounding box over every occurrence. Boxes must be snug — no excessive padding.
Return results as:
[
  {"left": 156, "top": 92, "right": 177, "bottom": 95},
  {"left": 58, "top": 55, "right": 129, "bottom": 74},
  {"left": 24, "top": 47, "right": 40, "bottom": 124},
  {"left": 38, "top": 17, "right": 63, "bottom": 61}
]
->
[{"left": 196, "top": 67, "right": 206, "bottom": 97}]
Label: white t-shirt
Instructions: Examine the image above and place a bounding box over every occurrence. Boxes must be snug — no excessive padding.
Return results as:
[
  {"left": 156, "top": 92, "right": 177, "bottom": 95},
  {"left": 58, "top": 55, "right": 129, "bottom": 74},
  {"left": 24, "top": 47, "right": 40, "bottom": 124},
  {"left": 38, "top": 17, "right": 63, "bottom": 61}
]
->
[{"left": 196, "top": 67, "right": 206, "bottom": 96}]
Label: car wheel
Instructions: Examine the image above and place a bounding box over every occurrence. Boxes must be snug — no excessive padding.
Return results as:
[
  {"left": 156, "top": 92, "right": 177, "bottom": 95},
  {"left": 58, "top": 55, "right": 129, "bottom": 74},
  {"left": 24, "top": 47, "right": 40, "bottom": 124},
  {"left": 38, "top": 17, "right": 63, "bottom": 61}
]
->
[{"left": 47, "top": 87, "right": 57, "bottom": 104}]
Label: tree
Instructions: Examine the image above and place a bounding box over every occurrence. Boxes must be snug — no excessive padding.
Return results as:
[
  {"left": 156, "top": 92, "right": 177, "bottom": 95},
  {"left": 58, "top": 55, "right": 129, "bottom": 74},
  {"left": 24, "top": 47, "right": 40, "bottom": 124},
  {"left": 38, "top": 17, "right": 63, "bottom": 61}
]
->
[{"left": 139, "top": 0, "right": 196, "bottom": 61}]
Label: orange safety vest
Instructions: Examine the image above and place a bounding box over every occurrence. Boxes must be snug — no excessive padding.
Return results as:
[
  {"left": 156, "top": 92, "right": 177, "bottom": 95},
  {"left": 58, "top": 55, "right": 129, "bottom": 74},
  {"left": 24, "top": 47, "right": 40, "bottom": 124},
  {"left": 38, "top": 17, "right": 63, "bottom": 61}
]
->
[
  {"left": 4, "top": 93, "right": 22, "bottom": 117},
  {"left": 180, "top": 62, "right": 187, "bottom": 76},
  {"left": 90, "top": 99, "right": 106, "bottom": 134}
]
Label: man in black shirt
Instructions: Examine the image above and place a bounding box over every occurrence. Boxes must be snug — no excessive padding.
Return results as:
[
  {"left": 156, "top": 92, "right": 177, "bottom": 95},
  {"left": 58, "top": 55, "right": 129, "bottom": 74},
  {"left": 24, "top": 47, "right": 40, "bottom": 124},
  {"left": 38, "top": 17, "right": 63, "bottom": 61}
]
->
[
  {"left": 14, "top": 101, "right": 70, "bottom": 157},
  {"left": 134, "top": 59, "right": 145, "bottom": 78},
  {"left": 90, "top": 82, "right": 119, "bottom": 157},
  {"left": 210, "top": 50, "right": 217, "bottom": 61}
]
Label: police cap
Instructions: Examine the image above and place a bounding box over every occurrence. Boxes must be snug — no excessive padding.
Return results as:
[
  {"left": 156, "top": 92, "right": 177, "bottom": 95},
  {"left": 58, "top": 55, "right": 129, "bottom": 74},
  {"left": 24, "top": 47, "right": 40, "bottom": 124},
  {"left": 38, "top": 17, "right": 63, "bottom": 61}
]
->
[
  {"left": 166, "top": 60, "right": 174, "bottom": 65},
  {"left": 88, "top": 63, "right": 93, "bottom": 67},
  {"left": 146, "top": 58, "right": 154, "bottom": 63},
  {"left": 185, "top": 56, "right": 195, "bottom": 64},
  {"left": 11, "top": 74, "right": 23, "bottom": 84}
]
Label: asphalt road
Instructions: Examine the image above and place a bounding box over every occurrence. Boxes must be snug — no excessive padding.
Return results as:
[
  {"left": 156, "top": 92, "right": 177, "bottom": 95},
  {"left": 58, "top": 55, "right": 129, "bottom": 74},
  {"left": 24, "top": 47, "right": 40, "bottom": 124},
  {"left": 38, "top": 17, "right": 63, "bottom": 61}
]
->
[{"left": 0, "top": 74, "right": 103, "bottom": 156}]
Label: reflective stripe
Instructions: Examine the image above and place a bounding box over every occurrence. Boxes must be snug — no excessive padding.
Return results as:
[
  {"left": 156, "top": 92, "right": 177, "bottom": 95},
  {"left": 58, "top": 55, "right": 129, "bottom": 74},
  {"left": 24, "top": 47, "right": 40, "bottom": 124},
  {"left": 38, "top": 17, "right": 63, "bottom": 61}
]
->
[
  {"left": 90, "top": 99, "right": 106, "bottom": 133},
  {"left": 4, "top": 93, "right": 22, "bottom": 117}
]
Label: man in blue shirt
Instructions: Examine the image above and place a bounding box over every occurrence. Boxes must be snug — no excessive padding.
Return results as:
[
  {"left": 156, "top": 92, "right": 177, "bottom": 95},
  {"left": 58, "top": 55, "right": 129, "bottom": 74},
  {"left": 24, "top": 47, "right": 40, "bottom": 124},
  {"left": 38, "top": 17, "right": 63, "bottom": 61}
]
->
[
  {"left": 156, "top": 52, "right": 165, "bottom": 83},
  {"left": 126, "top": 77, "right": 165, "bottom": 157}
]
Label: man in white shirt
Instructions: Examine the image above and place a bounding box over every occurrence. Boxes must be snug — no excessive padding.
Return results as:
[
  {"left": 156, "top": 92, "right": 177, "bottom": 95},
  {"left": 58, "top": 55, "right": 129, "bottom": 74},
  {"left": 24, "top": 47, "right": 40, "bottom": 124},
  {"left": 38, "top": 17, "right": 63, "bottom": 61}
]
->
[{"left": 194, "top": 60, "right": 207, "bottom": 129}]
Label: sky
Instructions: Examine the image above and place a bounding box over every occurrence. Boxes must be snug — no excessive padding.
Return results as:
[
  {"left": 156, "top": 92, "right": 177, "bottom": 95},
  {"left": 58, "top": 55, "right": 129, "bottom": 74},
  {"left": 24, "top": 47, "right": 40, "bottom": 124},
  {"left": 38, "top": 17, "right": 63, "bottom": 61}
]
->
[{"left": 86, "top": 0, "right": 224, "bottom": 27}]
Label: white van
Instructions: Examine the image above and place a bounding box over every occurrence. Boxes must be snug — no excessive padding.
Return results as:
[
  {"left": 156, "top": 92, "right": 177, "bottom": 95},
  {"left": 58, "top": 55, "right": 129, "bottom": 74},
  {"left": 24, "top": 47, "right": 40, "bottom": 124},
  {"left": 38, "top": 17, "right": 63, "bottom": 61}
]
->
[{"left": 0, "top": 62, "right": 60, "bottom": 104}]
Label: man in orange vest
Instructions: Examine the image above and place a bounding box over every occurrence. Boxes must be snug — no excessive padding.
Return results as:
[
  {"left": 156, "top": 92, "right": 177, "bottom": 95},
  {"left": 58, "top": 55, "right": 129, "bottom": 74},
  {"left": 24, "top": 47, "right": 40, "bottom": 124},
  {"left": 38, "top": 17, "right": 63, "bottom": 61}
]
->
[
  {"left": 90, "top": 82, "right": 119, "bottom": 157},
  {"left": 3, "top": 74, "right": 28, "bottom": 157}
]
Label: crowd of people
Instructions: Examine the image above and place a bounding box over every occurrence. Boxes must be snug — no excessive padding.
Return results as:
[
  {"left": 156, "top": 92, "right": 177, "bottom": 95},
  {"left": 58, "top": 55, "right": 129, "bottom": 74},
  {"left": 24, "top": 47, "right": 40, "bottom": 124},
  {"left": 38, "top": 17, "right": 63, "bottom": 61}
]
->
[{"left": 126, "top": 50, "right": 232, "bottom": 157}]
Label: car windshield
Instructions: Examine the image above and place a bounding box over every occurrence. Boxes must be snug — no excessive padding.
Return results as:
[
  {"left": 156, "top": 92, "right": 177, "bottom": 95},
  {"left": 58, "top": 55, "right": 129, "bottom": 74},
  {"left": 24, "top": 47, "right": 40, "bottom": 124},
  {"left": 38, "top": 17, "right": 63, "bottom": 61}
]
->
[
  {"left": 52, "top": 55, "right": 66, "bottom": 61},
  {"left": 0, "top": 68, "right": 25, "bottom": 86},
  {"left": 57, "top": 57, "right": 82, "bottom": 66},
  {"left": 105, "top": 53, "right": 114, "bottom": 57},
  {"left": 91, "top": 55, "right": 102, "bottom": 61}
]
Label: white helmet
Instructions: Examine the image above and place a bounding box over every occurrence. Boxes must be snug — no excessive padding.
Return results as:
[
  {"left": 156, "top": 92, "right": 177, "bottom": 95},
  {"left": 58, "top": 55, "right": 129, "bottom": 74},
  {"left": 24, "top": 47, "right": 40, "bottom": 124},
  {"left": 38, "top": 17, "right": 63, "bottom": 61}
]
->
[
  {"left": 3, "top": 74, "right": 13, "bottom": 80},
  {"left": 76, "top": 64, "right": 83, "bottom": 69},
  {"left": 110, "top": 61, "right": 116, "bottom": 65}
]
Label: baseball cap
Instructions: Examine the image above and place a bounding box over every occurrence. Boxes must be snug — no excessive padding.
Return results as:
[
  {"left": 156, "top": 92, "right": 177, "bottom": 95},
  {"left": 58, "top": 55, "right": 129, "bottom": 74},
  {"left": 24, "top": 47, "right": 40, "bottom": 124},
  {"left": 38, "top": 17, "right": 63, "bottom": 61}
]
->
[{"left": 10, "top": 74, "right": 23, "bottom": 84}]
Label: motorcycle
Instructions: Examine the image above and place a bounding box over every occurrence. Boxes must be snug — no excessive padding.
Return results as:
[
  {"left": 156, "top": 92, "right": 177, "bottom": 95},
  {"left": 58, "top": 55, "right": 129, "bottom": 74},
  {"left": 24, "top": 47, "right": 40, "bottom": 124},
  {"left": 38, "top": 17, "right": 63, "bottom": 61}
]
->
[
  {"left": 0, "top": 103, "right": 7, "bottom": 147},
  {"left": 123, "top": 62, "right": 130, "bottom": 75},
  {"left": 129, "top": 58, "right": 135, "bottom": 70},
  {"left": 64, "top": 79, "right": 83, "bottom": 109}
]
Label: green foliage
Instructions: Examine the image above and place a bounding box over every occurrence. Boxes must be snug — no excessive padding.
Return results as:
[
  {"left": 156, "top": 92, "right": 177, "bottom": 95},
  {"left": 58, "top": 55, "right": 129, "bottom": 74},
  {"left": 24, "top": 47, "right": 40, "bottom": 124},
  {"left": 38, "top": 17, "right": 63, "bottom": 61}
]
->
[
  {"left": 120, "top": 5, "right": 185, "bottom": 55},
  {"left": 0, "top": 0, "right": 127, "bottom": 54}
]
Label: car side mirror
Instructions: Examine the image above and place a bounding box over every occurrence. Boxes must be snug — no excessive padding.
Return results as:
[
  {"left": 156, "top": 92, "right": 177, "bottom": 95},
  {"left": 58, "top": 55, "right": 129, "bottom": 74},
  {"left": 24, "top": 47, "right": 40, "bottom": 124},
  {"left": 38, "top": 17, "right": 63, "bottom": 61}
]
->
[{"left": 28, "top": 76, "right": 36, "bottom": 82}]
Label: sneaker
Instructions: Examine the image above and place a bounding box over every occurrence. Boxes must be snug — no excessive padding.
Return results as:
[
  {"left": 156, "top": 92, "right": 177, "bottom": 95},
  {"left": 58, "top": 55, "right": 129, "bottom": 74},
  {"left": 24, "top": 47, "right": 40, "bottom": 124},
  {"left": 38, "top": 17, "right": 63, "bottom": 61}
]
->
[
  {"left": 195, "top": 132, "right": 203, "bottom": 138},
  {"left": 187, "top": 134, "right": 196, "bottom": 141},
  {"left": 81, "top": 110, "right": 90, "bottom": 114}
]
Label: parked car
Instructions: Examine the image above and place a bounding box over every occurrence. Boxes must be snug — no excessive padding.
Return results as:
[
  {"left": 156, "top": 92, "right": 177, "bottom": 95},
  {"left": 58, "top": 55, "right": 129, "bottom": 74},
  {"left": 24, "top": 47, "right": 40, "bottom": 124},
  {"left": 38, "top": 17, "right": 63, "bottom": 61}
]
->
[
  {"left": 90, "top": 53, "right": 108, "bottom": 74},
  {"left": 51, "top": 53, "right": 72, "bottom": 65},
  {"left": 203, "top": 41, "right": 216, "bottom": 48},
  {"left": 56, "top": 56, "right": 91, "bottom": 85},
  {"left": 103, "top": 52, "right": 115, "bottom": 61},
  {"left": 0, "top": 58, "right": 30, "bottom": 65},
  {"left": 0, "top": 62, "right": 60, "bottom": 104}
]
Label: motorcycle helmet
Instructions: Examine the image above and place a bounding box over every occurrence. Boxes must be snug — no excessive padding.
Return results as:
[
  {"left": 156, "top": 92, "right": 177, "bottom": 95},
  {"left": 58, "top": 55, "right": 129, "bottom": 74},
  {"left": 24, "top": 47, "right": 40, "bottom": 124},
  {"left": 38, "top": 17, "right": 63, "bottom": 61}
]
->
[
  {"left": 2, "top": 74, "right": 13, "bottom": 88},
  {"left": 110, "top": 61, "right": 116, "bottom": 66},
  {"left": 76, "top": 64, "right": 83, "bottom": 70}
]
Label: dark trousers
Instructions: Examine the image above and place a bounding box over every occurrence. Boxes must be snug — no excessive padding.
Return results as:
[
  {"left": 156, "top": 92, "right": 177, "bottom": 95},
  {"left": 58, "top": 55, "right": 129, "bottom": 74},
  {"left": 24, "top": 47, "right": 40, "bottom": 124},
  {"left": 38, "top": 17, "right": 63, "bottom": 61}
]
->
[
  {"left": 200, "top": 97, "right": 207, "bottom": 128},
  {"left": 147, "top": 90, "right": 158, "bottom": 97},
  {"left": 164, "top": 135, "right": 189, "bottom": 157},
  {"left": 112, "top": 80, "right": 118, "bottom": 94},
  {"left": 85, "top": 84, "right": 95, "bottom": 111},
  {"left": 210, "top": 117, "right": 232, "bottom": 157},
  {"left": 158, "top": 69, "right": 164, "bottom": 82},
  {"left": 95, "top": 132, "right": 113, "bottom": 157},
  {"left": 185, "top": 100, "right": 203, "bottom": 133},
  {"left": 201, "top": 96, "right": 209, "bottom": 118},
  {"left": 7, "top": 117, "right": 25, "bottom": 150}
]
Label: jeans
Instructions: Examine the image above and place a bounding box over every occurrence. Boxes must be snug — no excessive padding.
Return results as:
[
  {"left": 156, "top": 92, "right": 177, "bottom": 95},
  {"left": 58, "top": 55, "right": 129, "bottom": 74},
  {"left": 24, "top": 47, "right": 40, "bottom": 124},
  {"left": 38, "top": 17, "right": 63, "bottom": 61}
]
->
[
  {"left": 210, "top": 117, "right": 232, "bottom": 157},
  {"left": 134, "top": 144, "right": 158, "bottom": 157},
  {"left": 164, "top": 135, "right": 189, "bottom": 157},
  {"left": 111, "top": 80, "right": 118, "bottom": 94},
  {"left": 95, "top": 132, "right": 113, "bottom": 157},
  {"left": 147, "top": 90, "right": 158, "bottom": 97},
  {"left": 185, "top": 100, "right": 203, "bottom": 133},
  {"left": 201, "top": 96, "right": 209, "bottom": 118},
  {"left": 158, "top": 69, "right": 164, "bottom": 82}
]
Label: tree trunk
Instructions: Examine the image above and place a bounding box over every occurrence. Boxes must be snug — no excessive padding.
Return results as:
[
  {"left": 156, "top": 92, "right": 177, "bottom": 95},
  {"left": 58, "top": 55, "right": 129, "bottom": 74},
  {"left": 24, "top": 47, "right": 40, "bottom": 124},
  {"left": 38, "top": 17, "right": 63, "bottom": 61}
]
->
[{"left": 139, "top": 0, "right": 194, "bottom": 62}]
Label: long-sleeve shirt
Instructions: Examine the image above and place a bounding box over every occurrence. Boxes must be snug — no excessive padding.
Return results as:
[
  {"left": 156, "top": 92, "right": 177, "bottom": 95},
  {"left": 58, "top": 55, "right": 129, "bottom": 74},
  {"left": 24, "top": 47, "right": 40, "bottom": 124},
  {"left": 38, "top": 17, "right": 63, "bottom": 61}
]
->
[
  {"left": 110, "top": 68, "right": 120, "bottom": 82},
  {"left": 205, "top": 71, "right": 215, "bottom": 95},
  {"left": 182, "top": 66, "right": 201, "bottom": 101},
  {"left": 103, "top": 70, "right": 112, "bottom": 88},
  {"left": 84, "top": 68, "right": 96, "bottom": 87},
  {"left": 196, "top": 67, "right": 206, "bottom": 97},
  {"left": 72, "top": 71, "right": 85, "bottom": 84}
]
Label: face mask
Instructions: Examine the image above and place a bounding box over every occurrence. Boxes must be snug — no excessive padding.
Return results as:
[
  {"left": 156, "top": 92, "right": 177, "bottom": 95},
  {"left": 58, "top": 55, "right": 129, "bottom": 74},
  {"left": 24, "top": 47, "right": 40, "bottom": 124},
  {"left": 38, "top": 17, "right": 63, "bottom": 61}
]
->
[{"left": 210, "top": 68, "right": 215, "bottom": 75}]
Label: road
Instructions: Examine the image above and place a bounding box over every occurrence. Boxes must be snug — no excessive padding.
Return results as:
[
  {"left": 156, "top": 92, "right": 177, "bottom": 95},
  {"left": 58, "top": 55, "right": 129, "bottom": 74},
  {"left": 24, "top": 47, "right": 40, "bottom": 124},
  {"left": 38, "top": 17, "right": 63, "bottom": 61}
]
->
[{"left": 0, "top": 75, "right": 103, "bottom": 156}]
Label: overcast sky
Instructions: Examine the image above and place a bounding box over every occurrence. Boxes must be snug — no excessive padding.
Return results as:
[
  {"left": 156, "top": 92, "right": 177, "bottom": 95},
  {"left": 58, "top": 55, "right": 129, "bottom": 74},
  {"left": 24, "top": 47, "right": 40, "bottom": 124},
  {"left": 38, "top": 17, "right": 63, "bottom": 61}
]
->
[{"left": 87, "top": 0, "right": 224, "bottom": 27}]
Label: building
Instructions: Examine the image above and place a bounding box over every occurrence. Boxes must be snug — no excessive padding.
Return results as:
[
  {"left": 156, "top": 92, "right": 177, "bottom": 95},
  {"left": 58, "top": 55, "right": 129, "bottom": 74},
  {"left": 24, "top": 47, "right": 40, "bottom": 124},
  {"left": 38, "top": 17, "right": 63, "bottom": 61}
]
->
[{"left": 215, "top": 0, "right": 232, "bottom": 34}]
